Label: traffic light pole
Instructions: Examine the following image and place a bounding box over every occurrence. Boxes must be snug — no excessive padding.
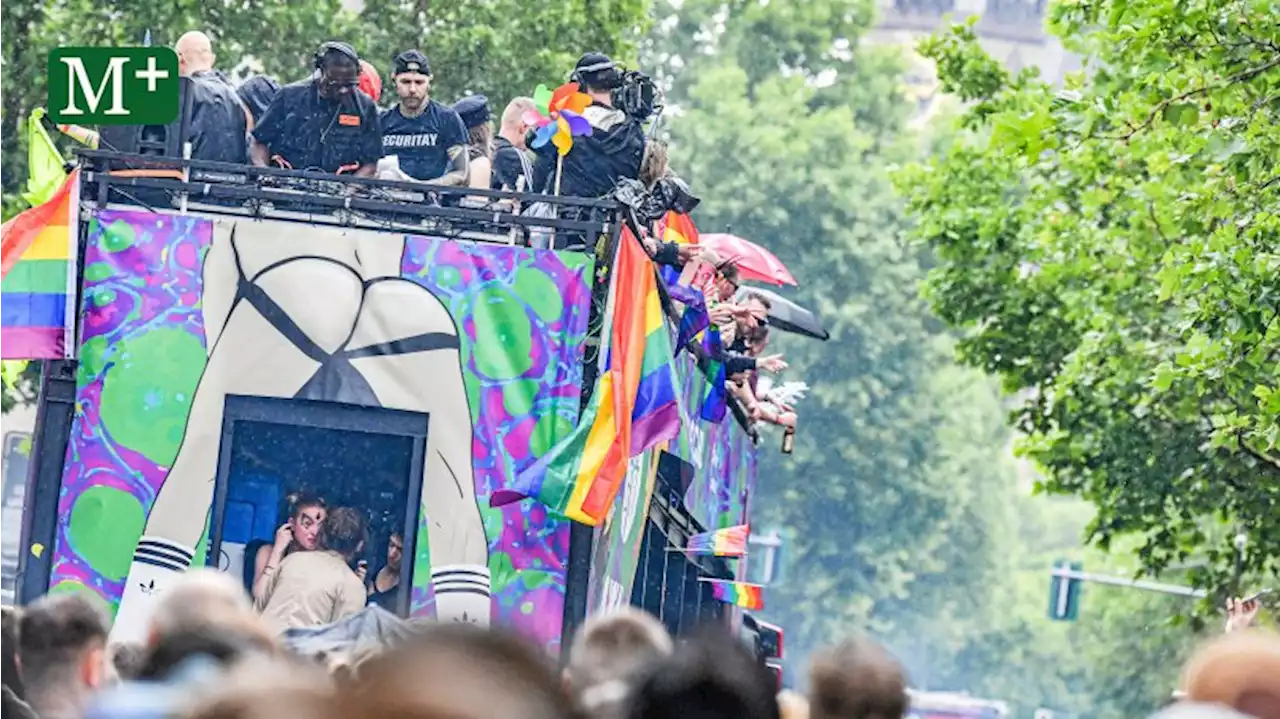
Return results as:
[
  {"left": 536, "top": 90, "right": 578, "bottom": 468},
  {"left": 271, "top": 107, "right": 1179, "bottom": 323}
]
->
[{"left": 1049, "top": 566, "right": 1208, "bottom": 599}]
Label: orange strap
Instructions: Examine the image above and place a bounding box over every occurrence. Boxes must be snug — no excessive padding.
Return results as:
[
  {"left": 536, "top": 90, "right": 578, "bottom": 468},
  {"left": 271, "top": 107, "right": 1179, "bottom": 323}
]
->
[{"left": 107, "top": 169, "right": 186, "bottom": 180}]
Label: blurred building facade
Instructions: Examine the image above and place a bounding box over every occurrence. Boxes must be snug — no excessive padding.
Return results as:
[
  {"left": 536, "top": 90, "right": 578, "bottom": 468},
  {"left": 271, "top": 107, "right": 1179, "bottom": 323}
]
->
[{"left": 868, "top": 0, "right": 1081, "bottom": 125}]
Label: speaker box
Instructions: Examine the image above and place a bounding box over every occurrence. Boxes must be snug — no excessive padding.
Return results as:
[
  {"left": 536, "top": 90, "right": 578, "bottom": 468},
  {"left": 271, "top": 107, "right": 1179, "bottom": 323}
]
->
[{"left": 98, "top": 76, "right": 195, "bottom": 163}]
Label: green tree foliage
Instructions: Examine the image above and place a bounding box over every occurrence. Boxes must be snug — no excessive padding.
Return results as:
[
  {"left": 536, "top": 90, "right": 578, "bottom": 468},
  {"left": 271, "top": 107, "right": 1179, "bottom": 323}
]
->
[
  {"left": 0, "top": 361, "right": 41, "bottom": 414},
  {"left": 652, "top": 0, "right": 1231, "bottom": 712},
  {"left": 895, "top": 2, "right": 1280, "bottom": 592},
  {"left": 647, "top": 0, "right": 1032, "bottom": 692}
]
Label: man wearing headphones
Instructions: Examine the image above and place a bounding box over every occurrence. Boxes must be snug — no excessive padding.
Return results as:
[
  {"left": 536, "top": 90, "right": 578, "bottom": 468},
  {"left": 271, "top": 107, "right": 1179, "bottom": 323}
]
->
[
  {"left": 250, "top": 42, "right": 382, "bottom": 176},
  {"left": 377, "top": 50, "right": 469, "bottom": 185},
  {"left": 529, "top": 52, "right": 647, "bottom": 202}
]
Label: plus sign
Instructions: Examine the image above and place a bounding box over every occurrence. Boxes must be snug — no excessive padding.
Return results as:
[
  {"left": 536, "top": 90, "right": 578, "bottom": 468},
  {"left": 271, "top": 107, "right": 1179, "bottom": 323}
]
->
[{"left": 134, "top": 56, "right": 169, "bottom": 93}]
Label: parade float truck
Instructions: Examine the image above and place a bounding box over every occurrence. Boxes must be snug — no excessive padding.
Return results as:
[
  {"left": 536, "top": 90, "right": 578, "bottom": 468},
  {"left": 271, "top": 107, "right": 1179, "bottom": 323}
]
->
[{"left": 12, "top": 147, "right": 769, "bottom": 659}]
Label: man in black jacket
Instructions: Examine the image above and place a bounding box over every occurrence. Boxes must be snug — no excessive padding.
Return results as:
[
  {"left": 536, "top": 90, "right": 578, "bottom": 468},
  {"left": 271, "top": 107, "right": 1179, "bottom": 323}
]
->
[{"left": 530, "top": 52, "right": 648, "bottom": 200}]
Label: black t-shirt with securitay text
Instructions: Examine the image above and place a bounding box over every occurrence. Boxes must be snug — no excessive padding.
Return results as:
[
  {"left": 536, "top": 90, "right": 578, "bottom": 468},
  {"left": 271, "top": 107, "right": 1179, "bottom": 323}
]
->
[
  {"left": 379, "top": 100, "right": 467, "bottom": 181},
  {"left": 252, "top": 78, "right": 383, "bottom": 173}
]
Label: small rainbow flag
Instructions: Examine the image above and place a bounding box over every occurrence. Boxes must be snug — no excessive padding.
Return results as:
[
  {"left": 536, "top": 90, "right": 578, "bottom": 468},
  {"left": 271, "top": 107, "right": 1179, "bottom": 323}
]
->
[
  {"left": 702, "top": 579, "right": 764, "bottom": 610},
  {"left": 684, "top": 524, "right": 749, "bottom": 557},
  {"left": 1, "top": 170, "right": 80, "bottom": 360},
  {"left": 659, "top": 211, "right": 698, "bottom": 287}
]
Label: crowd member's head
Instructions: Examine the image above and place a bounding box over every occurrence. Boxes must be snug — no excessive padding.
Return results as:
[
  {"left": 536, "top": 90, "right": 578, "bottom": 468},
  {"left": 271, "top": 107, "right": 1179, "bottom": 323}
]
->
[
  {"left": 778, "top": 690, "right": 811, "bottom": 719},
  {"left": 809, "top": 636, "right": 908, "bottom": 719},
  {"left": 385, "top": 531, "right": 404, "bottom": 574},
  {"left": 456, "top": 95, "right": 494, "bottom": 159},
  {"left": 237, "top": 75, "right": 281, "bottom": 126},
  {"left": 315, "top": 42, "right": 361, "bottom": 102},
  {"left": 17, "top": 592, "right": 111, "bottom": 718},
  {"left": 3, "top": 605, "right": 25, "bottom": 697},
  {"left": 572, "top": 52, "right": 622, "bottom": 105},
  {"left": 108, "top": 642, "right": 146, "bottom": 681},
  {"left": 639, "top": 140, "right": 669, "bottom": 189},
  {"left": 319, "top": 507, "right": 367, "bottom": 561},
  {"left": 137, "top": 614, "right": 277, "bottom": 682},
  {"left": 500, "top": 97, "right": 537, "bottom": 148},
  {"left": 1180, "top": 628, "right": 1280, "bottom": 719},
  {"left": 745, "top": 325, "right": 771, "bottom": 357},
  {"left": 175, "top": 31, "right": 215, "bottom": 76},
  {"left": 566, "top": 608, "right": 673, "bottom": 718},
  {"left": 626, "top": 628, "right": 780, "bottom": 719},
  {"left": 287, "top": 493, "right": 328, "bottom": 552},
  {"left": 344, "top": 624, "right": 569, "bottom": 719},
  {"left": 183, "top": 654, "right": 336, "bottom": 719},
  {"left": 148, "top": 568, "right": 254, "bottom": 642},
  {"left": 392, "top": 50, "right": 432, "bottom": 115},
  {"left": 357, "top": 60, "right": 382, "bottom": 104},
  {"left": 715, "top": 261, "right": 741, "bottom": 302}
]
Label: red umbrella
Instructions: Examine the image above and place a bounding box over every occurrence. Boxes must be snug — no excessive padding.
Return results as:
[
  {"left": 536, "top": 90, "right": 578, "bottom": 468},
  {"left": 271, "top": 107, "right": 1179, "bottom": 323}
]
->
[{"left": 699, "top": 233, "right": 797, "bottom": 286}]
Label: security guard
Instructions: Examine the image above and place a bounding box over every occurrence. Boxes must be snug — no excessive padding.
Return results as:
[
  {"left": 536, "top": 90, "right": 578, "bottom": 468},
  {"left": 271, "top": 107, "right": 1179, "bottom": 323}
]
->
[
  {"left": 249, "top": 42, "right": 383, "bottom": 176},
  {"left": 379, "top": 50, "right": 469, "bottom": 185},
  {"left": 529, "top": 52, "right": 647, "bottom": 199}
]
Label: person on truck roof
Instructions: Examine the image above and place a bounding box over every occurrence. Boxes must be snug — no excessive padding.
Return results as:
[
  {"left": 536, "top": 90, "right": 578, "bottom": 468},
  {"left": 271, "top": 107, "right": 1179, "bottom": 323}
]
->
[
  {"left": 377, "top": 50, "right": 470, "bottom": 185},
  {"left": 174, "top": 30, "right": 250, "bottom": 165},
  {"left": 249, "top": 41, "right": 382, "bottom": 176}
]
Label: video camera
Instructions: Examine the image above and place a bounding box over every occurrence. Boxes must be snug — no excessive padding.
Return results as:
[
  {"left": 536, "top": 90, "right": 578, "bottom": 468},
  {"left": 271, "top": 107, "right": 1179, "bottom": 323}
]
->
[
  {"left": 613, "top": 175, "right": 700, "bottom": 224},
  {"left": 612, "top": 70, "right": 662, "bottom": 123}
]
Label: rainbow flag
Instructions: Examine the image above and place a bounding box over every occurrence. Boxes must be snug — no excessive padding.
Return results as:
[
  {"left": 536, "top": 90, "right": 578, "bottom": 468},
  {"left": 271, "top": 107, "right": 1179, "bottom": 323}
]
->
[
  {"left": 2, "top": 170, "right": 80, "bottom": 360},
  {"left": 494, "top": 227, "right": 680, "bottom": 525},
  {"left": 685, "top": 524, "right": 749, "bottom": 557},
  {"left": 702, "top": 579, "right": 764, "bottom": 610},
  {"left": 631, "top": 276, "right": 681, "bottom": 455},
  {"left": 659, "top": 211, "right": 698, "bottom": 286}
]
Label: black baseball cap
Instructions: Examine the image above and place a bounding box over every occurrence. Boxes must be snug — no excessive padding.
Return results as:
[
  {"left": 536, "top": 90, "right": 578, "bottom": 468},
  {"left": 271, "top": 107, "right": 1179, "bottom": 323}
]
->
[
  {"left": 454, "top": 95, "right": 491, "bottom": 128},
  {"left": 393, "top": 50, "right": 431, "bottom": 76}
]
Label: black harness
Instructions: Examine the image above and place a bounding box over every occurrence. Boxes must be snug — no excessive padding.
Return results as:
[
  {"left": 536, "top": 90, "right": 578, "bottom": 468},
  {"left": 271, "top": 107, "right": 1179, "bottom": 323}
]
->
[{"left": 226, "top": 229, "right": 461, "bottom": 406}]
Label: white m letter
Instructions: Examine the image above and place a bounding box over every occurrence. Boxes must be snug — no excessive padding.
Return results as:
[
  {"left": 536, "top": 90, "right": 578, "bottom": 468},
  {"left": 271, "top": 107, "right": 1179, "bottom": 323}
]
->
[{"left": 61, "top": 57, "right": 129, "bottom": 116}]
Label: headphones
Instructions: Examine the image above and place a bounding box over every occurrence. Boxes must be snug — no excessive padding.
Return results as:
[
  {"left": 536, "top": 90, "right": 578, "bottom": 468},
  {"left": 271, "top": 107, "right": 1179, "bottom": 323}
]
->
[
  {"left": 314, "top": 41, "right": 358, "bottom": 70},
  {"left": 570, "top": 58, "right": 621, "bottom": 87}
]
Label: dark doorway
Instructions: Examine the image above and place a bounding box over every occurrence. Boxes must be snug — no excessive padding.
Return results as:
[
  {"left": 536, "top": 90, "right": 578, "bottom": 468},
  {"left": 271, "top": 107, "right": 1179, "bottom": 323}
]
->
[{"left": 208, "top": 395, "right": 428, "bottom": 617}]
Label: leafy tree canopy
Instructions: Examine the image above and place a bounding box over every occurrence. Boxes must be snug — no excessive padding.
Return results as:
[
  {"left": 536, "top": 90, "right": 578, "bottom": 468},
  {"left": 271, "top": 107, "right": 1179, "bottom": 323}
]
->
[{"left": 896, "top": 1, "right": 1280, "bottom": 593}]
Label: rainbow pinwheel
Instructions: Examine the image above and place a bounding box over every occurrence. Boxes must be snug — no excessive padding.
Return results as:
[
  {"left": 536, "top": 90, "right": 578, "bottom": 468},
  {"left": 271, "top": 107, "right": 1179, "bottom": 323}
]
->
[{"left": 523, "top": 82, "right": 594, "bottom": 156}]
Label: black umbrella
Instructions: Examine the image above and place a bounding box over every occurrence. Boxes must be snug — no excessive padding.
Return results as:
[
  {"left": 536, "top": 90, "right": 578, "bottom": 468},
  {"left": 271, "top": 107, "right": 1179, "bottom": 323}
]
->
[{"left": 739, "top": 287, "right": 829, "bottom": 341}]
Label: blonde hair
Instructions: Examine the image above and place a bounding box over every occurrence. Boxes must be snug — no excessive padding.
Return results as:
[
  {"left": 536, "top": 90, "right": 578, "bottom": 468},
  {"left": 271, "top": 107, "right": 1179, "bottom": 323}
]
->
[
  {"left": 501, "top": 97, "right": 536, "bottom": 131},
  {"left": 639, "top": 139, "right": 669, "bottom": 189},
  {"left": 1180, "top": 629, "right": 1280, "bottom": 716},
  {"left": 567, "top": 607, "right": 673, "bottom": 693}
]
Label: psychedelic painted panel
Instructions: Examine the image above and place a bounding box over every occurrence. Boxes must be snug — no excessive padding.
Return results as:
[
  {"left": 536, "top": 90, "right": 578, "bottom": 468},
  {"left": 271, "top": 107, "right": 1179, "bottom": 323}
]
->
[
  {"left": 401, "top": 236, "right": 594, "bottom": 649},
  {"left": 674, "top": 353, "right": 760, "bottom": 531},
  {"left": 50, "top": 210, "right": 593, "bottom": 652},
  {"left": 50, "top": 212, "right": 212, "bottom": 603}
]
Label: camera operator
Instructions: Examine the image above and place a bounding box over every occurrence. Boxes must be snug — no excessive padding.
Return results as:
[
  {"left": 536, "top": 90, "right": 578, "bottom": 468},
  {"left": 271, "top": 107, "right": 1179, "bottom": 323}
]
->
[
  {"left": 530, "top": 52, "right": 648, "bottom": 201},
  {"left": 249, "top": 42, "right": 382, "bottom": 176}
]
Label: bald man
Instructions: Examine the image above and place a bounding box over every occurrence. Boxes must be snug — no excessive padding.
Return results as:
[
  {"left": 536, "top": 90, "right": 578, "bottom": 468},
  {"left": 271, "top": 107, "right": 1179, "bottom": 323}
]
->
[
  {"left": 493, "top": 97, "right": 536, "bottom": 191},
  {"left": 176, "top": 31, "right": 216, "bottom": 77},
  {"left": 174, "top": 30, "right": 249, "bottom": 163}
]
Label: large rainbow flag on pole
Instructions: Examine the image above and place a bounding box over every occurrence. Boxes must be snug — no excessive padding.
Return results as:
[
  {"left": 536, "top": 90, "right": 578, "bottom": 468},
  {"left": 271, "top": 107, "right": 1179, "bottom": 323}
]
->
[
  {"left": 2, "top": 114, "right": 79, "bottom": 361},
  {"left": 701, "top": 579, "right": 764, "bottom": 610},
  {"left": 493, "top": 226, "right": 682, "bottom": 525}
]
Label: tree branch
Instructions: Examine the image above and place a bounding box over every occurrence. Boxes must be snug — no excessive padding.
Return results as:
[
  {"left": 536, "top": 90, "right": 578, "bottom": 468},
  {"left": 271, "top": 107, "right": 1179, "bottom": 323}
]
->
[{"left": 1110, "top": 56, "right": 1280, "bottom": 140}]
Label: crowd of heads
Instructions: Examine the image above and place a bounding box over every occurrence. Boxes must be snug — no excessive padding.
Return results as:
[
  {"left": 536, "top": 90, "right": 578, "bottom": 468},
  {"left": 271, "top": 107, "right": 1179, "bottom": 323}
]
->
[{"left": 0, "top": 568, "right": 909, "bottom": 719}]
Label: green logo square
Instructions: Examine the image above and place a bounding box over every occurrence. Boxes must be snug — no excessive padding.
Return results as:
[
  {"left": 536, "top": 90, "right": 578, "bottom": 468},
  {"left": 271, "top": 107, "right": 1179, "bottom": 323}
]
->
[{"left": 48, "top": 47, "right": 180, "bottom": 126}]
